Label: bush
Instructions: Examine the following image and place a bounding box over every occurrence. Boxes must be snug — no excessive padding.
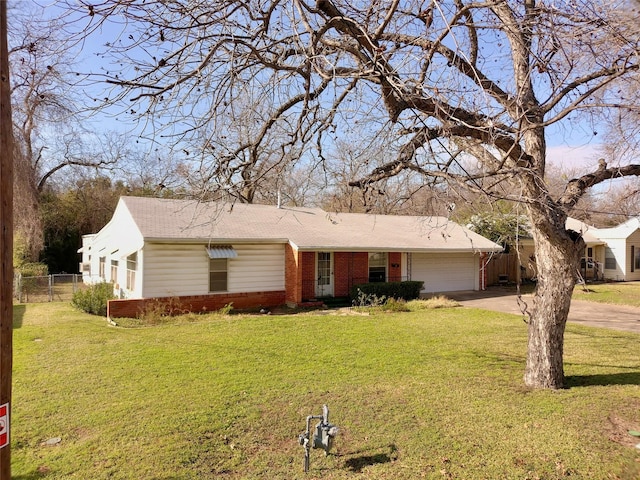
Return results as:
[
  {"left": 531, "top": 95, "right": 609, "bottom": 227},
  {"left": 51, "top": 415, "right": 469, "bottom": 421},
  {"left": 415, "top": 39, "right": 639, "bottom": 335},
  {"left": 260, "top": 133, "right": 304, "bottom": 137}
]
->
[
  {"left": 407, "top": 295, "right": 460, "bottom": 310},
  {"left": 72, "top": 282, "right": 115, "bottom": 317},
  {"left": 382, "top": 297, "right": 410, "bottom": 312},
  {"left": 16, "top": 262, "right": 48, "bottom": 277},
  {"left": 350, "top": 281, "right": 424, "bottom": 302},
  {"left": 351, "top": 291, "right": 412, "bottom": 312},
  {"left": 352, "top": 289, "right": 387, "bottom": 308},
  {"left": 116, "top": 302, "right": 235, "bottom": 328}
]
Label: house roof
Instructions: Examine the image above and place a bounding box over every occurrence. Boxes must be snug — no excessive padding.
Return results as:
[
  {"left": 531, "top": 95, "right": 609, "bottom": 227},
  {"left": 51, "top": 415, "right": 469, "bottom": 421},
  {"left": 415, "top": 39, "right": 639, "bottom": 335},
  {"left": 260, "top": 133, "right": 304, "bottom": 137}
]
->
[
  {"left": 119, "top": 196, "right": 502, "bottom": 253},
  {"left": 566, "top": 218, "right": 603, "bottom": 244},
  {"left": 593, "top": 217, "right": 640, "bottom": 239}
]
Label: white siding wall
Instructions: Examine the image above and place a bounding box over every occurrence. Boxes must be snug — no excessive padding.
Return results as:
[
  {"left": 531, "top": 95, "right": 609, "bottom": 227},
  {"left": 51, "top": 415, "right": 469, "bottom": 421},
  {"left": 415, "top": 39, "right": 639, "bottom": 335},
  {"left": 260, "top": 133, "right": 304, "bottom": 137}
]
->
[
  {"left": 228, "top": 244, "right": 285, "bottom": 292},
  {"left": 80, "top": 200, "right": 144, "bottom": 299},
  {"left": 142, "top": 243, "right": 285, "bottom": 298},
  {"left": 602, "top": 238, "right": 626, "bottom": 281},
  {"left": 626, "top": 230, "right": 640, "bottom": 281}
]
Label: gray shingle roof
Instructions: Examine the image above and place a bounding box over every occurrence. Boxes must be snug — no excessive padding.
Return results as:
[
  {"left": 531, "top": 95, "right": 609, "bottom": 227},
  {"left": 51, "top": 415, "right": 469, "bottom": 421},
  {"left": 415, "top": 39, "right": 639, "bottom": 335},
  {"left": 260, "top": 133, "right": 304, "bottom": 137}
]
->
[{"left": 120, "top": 196, "right": 502, "bottom": 253}]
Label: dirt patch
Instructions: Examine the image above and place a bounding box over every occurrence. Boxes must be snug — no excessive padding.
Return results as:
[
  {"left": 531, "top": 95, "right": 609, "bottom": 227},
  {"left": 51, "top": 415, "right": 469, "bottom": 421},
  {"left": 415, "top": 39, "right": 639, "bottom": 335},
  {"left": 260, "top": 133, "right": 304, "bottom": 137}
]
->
[{"left": 607, "top": 414, "right": 640, "bottom": 448}]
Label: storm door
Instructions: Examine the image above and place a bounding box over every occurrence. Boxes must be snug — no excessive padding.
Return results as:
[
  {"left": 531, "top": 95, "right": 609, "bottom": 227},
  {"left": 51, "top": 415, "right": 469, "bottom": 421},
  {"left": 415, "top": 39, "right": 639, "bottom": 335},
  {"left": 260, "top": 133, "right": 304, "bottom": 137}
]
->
[{"left": 316, "top": 252, "right": 334, "bottom": 297}]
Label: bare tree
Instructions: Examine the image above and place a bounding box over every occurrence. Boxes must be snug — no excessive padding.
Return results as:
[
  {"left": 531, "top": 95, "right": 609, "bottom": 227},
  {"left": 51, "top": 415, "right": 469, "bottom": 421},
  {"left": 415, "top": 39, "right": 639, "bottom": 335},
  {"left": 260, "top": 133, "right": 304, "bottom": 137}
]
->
[
  {"left": 9, "top": 4, "right": 123, "bottom": 261},
  {"left": 588, "top": 179, "right": 640, "bottom": 227},
  {"left": 62, "top": 0, "right": 640, "bottom": 389}
]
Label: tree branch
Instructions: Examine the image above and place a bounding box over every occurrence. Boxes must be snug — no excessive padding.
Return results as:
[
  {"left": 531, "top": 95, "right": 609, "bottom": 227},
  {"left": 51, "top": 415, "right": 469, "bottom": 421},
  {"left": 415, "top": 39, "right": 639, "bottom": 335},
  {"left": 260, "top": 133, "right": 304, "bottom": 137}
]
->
[{"left": 560, "top": 159, "right": 640, "bottom": 208}]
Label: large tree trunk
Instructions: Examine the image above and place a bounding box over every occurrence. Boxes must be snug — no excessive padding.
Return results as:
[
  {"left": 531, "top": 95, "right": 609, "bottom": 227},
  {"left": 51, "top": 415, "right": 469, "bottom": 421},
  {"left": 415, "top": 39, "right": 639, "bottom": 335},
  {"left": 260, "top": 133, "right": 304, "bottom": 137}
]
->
[{"left": 524, "top": 218, "right": 584, "bottom": 389}]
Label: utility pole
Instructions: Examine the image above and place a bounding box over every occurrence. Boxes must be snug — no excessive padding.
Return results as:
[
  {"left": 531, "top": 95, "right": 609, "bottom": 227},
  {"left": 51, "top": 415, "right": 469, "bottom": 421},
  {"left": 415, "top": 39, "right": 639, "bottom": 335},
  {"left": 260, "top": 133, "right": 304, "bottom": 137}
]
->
[{"left": 0, "top": 0, "right": 13, "bottom": 477}]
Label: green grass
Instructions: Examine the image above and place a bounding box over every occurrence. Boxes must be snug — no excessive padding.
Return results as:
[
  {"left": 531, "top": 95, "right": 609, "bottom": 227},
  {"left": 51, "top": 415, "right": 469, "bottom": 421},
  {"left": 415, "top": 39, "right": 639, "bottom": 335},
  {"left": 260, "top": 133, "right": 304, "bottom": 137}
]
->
[
  {"left": 11, "top": 302, "right": 640, "bottom": 479},
  {"left": 573, "top": 282, "right": 640, "bottom": 307}
]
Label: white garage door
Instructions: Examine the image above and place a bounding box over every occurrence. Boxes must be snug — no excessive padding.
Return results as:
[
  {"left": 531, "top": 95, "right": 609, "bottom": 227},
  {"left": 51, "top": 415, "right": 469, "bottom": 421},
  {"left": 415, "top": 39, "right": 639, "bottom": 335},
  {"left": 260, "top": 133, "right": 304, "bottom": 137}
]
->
[{"left": 411, "top": 253, "right": 476, "bottom": 292}]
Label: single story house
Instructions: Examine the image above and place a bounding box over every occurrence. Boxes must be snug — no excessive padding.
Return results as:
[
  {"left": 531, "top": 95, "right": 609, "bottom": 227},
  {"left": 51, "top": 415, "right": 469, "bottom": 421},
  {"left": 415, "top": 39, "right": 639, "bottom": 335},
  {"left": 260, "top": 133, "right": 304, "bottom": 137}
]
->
[
  {"left": 513, "top": 218, "right": 606, "bottom": 282},
  {"left": 79, "top": 196, "right": 503, "bottom": 318},
  {"left": 491, "top": 216, "right": 640, "bottom": 284},
  {"left": 591, "top": 217, "right": 640, "bottom": 282}
]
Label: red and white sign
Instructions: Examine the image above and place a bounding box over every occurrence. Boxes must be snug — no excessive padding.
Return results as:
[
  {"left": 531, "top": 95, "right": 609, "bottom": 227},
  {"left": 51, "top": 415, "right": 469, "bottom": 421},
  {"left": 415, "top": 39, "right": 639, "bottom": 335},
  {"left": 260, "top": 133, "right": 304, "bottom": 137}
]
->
[{"left": 0, "top": 402, "right": 8, "bottom": 449}]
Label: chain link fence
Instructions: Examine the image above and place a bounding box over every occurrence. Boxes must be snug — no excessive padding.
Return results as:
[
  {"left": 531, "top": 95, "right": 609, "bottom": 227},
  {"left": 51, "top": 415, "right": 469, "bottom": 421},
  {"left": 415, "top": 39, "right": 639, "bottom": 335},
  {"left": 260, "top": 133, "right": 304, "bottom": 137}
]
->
[{"left": 13, "top": 274, "right": 86, "bottom": 303}]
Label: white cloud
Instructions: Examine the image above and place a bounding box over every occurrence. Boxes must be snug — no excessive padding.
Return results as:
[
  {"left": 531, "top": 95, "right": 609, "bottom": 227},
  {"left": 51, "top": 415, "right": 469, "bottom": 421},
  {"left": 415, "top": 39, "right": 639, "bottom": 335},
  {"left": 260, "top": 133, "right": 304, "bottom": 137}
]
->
[{"left": 546, "top": 144, "right": 603, "bottom": 174}]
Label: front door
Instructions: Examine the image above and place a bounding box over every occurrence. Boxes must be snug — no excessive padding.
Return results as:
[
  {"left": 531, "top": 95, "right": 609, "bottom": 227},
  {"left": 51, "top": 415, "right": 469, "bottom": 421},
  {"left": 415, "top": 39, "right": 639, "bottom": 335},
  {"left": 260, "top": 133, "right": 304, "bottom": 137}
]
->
[{"left": 316, "top": 252, "right": 334, "bottom": 297}]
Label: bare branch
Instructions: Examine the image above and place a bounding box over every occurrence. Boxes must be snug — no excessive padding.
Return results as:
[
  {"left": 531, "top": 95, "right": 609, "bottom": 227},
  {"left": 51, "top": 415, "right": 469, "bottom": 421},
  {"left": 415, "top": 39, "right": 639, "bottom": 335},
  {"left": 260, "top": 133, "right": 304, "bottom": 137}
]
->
[{"left": 560, "top": 159, "right": 640, "bottom": 208}]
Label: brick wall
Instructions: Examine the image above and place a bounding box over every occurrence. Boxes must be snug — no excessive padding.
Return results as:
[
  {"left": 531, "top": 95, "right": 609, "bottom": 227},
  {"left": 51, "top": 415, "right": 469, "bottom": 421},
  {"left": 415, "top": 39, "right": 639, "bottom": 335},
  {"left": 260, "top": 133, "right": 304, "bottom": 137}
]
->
[
  {"left": 287, "top": 250, "right": 408, "bottom": 304},
  {"left": 107, "top": 290, "right": 286, "bottom": 319},
  {"left": 353, "top": 252, "right": 369, "bottom": 285},
  {"left": 333, "top": 252, "right": 371, "bottom": 296},
  {"left": 334, "top": 252, "right": 351, "bottom": 297},
  {"left": 388, "top": 252, "right": 402, "bottom": 282},
  {"left": 285, "top": 244, "right": 301, "bottom": 305},
  {"left": 301, "top": 252, "right": 316, "bottom": 300}
]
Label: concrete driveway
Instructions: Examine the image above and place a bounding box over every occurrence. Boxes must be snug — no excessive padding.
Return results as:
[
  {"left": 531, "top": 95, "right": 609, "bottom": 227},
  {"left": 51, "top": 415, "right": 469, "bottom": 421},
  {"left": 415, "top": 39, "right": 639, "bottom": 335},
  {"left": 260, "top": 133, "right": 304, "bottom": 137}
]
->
[{"left": 447, "top": 287, "right": 640, "bottom": 334}]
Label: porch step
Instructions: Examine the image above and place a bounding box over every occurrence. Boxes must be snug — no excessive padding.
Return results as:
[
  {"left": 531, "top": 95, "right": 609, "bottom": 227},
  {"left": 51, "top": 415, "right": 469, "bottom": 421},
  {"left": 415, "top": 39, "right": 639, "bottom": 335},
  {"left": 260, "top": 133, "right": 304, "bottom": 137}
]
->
[
  {"left": 297, "top": 301, "right": 325, "bottom": 308},
  {"left": 318, "top": 296, "right": 352, "bottom": 308}
]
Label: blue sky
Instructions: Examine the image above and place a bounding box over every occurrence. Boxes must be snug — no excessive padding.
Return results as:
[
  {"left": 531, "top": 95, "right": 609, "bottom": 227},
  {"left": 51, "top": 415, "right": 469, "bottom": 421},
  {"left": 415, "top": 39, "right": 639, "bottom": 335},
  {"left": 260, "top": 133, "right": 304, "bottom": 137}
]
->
[{"left": 33, "top": 1, "right": 610, "bottom": 182}]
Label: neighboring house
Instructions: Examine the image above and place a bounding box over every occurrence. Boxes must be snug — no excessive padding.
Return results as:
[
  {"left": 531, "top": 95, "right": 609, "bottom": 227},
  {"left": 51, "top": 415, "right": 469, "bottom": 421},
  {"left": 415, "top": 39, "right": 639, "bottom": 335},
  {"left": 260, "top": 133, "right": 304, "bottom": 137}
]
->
[
  {"left": 591, "top": 217, "right": 640, "bottom": 282},
  {"left": 78, "top": 196, "right": 503, "bottom": 318},
  {"left": 567, "top": 217, "right": 607, "bottom": 281},
  {"left": 485, "top": 217, "right": 606, "bottom": 284},
  {"left": 490, "top": 216, "right": 640, "bottom": 284}
]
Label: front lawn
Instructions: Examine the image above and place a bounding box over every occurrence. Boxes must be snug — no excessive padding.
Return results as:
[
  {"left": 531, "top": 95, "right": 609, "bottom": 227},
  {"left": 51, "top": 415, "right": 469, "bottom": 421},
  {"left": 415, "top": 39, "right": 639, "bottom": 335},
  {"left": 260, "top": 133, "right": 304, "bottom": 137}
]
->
[
  {"left": 11, "top": 303, "right": 640, "bottom": 479},
  {"left": 573, "top": 282, "right": 640, "bottom": 307}
]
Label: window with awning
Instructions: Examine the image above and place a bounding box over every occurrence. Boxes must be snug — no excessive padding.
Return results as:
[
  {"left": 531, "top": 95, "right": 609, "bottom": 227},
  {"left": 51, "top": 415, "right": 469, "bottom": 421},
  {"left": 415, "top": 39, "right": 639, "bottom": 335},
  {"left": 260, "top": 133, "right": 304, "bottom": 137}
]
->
[{"left": 206, "top": 246, "right": 235, "bottom": 292}]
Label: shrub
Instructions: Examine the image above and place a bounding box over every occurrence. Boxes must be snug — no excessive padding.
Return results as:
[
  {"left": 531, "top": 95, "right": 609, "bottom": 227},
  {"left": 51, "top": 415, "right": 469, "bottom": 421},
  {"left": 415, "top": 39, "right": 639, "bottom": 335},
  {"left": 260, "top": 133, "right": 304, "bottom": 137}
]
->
[
  {"left": 15, "top": 262, "right": 48, "bottom": 277},
  {"left": 72, "top": 282, "right": 115, "bottom": 317},
  {"left": 217, "top": 303, "right": 234, "bottom": 315},
  {"left": 350, "top": 281, "right": 424, "bottom": 302},
  {"left": 382, "top": 297, "right": 410, "bottom": 312},
  {"left": 137, "top": 297, "right": 189, "bottom": 325},
  {"left": 407, "top": 295, "right": 460, "bottom": 310},
  {"left": 135, "top": 300, "right": 235, "bottom": 326},
  {"left": 352, "top": 289, "right": 387, "bottom": 308}
]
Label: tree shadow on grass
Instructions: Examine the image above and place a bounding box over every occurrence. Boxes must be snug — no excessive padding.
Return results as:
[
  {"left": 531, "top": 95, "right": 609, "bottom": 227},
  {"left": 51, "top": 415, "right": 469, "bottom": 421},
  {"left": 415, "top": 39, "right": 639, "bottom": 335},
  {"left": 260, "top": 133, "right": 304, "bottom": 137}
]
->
[
  {"left": 565, "top": 371, "right": 640, "bottom": 387},
  {"left": 13, "top": 303, "right": 26, "bottom": 329},
  {"left": 13, "top": 474, "right": 46, "bottom": 480},
  {"left": 342, "top": 444, "right": 397, "bottom": 473},
  {"left": 13, "top": 473, "right": 184, "bottom": 480}
]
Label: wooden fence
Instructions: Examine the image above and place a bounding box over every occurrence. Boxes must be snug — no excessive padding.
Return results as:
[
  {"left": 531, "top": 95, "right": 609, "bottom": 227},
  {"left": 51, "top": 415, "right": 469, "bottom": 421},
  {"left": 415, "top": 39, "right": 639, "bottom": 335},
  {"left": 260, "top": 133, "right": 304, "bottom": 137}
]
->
[{"left": 484, "top": 252, "right": 535, "bottom": 286}]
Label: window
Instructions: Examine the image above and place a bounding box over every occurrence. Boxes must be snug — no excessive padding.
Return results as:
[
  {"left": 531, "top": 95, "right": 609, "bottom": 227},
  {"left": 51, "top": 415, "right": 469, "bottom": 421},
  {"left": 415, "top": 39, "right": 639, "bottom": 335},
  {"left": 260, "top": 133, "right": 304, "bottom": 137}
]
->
[
  {"left": 99, "top": 257, "right": 106, "bottom": 280},
  {"left": 368, "top": 252, "right": 387, "bottom": 283},
  {"left": 205, "top": 245, "right": 234, "bottom": 292},
  {"left": 111, "top": 260, "right": 119, "bottom": 283},
  {"left": 126, "top": 252, "right": 137, "bottom": 290},
  {"left": 635, "top": 246, "right": 640, "bottom": 270},
  {"left": 633, "top": 246, "right": 636, "bottom": 273},
  {"left": 604, "top": 248, "right": 616, "bottom": 270},
  {"left": 209, "top": 258, "right": 228, "bottom": 292}
]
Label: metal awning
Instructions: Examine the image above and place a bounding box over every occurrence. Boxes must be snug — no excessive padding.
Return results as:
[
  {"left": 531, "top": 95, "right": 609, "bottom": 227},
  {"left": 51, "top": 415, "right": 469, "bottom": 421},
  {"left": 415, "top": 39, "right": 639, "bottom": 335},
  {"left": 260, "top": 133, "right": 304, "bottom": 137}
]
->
[{"left": 206, "top": 245, "right": 238, "bottom": 259}]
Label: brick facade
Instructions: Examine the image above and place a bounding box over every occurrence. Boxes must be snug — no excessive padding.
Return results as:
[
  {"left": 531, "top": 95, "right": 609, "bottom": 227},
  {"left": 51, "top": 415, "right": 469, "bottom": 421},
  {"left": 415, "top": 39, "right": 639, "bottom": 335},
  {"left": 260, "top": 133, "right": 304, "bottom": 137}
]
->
[
  {"left": 107, "top": 290, "right": 286, "bottom": 319},
  {"left": 333, "top": 252, "right": 369, "bottom": 296},
  {"left": 333, "top": 252, "right": 351, "bottom": 297},
  {"left": 301, "top": 251, "right": 316, "bottom": 300},
  {"left": 285, "top": 244, "right": 302, "bottom": 305},
  {"left": 388, "top": 252, "right": 402, "bottom": 282},
  {"left": 108, "top": 250, "right": 412, "bottom": 317}
]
